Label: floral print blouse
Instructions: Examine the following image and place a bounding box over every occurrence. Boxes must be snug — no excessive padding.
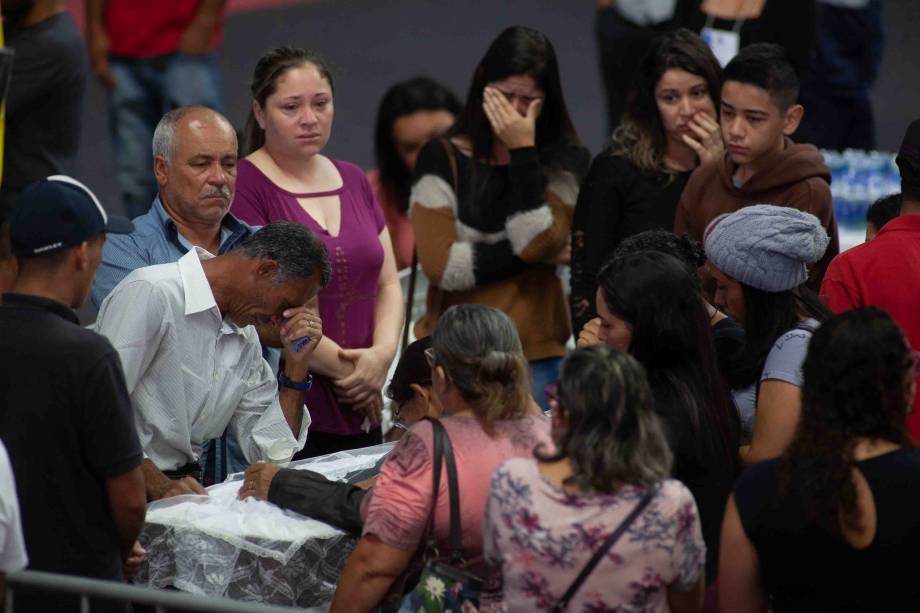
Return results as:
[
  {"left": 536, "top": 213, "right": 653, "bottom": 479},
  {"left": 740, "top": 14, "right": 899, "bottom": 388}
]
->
[{"left": 481, "top": 459, "right": 705, "bottom": 612}]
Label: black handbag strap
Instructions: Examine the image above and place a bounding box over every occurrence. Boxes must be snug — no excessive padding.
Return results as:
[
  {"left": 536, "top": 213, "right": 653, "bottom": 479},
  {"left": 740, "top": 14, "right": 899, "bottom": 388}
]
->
[
  {"left": 551, "top": 485, "right": 658, "bottom": 611},
  {"left": 421, "top": 417, "right": 465, "bottom": 564}
]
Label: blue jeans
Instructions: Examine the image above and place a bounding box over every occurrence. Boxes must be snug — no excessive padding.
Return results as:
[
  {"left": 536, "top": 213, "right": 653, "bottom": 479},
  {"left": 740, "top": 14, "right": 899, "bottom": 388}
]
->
[
  {"left": 529, "top": 357, "right": 562, "bottom": 413},
  {"left": 108, "top": 53, "right": 223, "bottom": 219}
]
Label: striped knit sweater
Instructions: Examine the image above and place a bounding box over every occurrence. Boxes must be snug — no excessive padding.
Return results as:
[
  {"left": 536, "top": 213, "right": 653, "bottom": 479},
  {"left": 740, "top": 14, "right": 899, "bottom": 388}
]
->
[{"left": 409, "top": 139, "right": 583, "bottom": 361}]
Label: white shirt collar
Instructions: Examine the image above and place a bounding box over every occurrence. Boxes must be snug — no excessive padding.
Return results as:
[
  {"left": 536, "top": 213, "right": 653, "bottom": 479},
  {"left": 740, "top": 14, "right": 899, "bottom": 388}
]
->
[{"left": 178, "top": 247, "right": 219, "bottom": 317}]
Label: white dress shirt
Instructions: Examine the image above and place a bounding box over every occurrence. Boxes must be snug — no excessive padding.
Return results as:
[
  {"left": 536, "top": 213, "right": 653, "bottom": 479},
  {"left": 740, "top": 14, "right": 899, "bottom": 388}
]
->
[{"left": 95, "top": 247, "right": 309, "bottom": 471}]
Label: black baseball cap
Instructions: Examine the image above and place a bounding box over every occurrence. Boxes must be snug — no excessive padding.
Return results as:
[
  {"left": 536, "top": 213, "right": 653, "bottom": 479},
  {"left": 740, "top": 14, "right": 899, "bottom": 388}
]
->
[{"left": 9, "top": 175, "right": 134, "bottom": 258}]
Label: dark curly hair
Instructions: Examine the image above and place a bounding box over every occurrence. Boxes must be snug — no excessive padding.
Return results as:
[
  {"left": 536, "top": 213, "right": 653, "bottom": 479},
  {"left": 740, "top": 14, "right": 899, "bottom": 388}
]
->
[
  {"left": 611, "top": 229, "right": 705, "bottom": 280},
  {"left": 779, "top": 308, "right": 914, "bottom": 540}
]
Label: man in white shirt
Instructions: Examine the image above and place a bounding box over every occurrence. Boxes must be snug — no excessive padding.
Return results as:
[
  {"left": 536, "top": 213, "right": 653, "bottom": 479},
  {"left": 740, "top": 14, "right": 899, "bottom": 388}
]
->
[
  {"left": 0, "top": 438, "right": 27, "bottom": 602},
  {"left": 95, "top": 221, "right": 331, "bottom": 500}
]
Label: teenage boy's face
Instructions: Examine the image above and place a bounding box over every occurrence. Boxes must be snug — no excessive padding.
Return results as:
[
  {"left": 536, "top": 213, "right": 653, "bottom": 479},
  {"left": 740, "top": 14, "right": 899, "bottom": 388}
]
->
[{"left": 720, "top": 81, "right": 803, "bottom": 166}]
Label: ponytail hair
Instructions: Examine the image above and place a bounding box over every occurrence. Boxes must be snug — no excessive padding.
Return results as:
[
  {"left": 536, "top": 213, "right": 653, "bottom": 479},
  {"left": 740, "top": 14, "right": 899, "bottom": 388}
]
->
[
  {"left": 244, "top": 46, "right": 335, "bottom": 154},
  {"left": 431, "top": 304, "right": 532, "bottom": 432}
]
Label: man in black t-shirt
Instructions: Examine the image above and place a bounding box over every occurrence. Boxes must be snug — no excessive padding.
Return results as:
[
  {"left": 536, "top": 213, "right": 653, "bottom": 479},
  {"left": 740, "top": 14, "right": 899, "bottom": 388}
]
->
[{"left": 0, "top": 176, "right": 143, "bottom": 611}]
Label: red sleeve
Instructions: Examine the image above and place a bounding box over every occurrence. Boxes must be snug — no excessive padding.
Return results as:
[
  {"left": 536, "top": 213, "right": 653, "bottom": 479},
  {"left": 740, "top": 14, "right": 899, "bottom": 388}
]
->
[{"left": 820, "top": 255, "right": 863, "bottom": 313}]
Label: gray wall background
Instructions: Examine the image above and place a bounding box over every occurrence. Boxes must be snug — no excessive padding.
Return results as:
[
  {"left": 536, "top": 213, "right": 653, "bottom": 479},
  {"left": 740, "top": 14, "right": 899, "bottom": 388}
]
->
[{"left": 74, "top": 0, "right": 920, "bottom": 218}]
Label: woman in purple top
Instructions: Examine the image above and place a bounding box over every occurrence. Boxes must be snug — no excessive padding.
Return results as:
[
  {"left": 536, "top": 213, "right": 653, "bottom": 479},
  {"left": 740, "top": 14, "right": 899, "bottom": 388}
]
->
[{"left": 232, "top": 46, "right": 403, "bottom": 456}]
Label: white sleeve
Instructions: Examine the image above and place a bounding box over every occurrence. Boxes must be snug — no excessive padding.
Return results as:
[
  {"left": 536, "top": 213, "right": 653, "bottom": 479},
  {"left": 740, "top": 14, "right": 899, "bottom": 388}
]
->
[
  {"left": 0, "top": 441, "right": 28, "bottom": 572},
  {"left": 95, "top": 280, "right": 191, "bottom": 469},
  {"left": 94, "top": 279, "right": 168, "bottom": 394},
  {"left": 230, "top": 353, "right": 310, "bottom": 464}
]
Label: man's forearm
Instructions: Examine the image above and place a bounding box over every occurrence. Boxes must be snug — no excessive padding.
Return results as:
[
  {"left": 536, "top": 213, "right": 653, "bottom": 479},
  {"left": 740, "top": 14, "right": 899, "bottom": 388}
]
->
[
  {"left": 141, "top": 458, "right": 171, "bottom": 500},
  {"left": 106, "top": 466, "right": 146, "bottom": 560},
  {"left": 194, "top": 0, "right": 227, "bottom": 23},
  {"left": 85, "top": 0, "right": 105, "bottom": 25}
]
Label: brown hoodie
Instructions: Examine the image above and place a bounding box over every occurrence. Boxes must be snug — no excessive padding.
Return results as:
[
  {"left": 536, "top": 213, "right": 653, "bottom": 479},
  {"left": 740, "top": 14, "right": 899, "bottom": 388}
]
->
[{"left": 674, "top": 137, "right": 839, "bottom": 288}]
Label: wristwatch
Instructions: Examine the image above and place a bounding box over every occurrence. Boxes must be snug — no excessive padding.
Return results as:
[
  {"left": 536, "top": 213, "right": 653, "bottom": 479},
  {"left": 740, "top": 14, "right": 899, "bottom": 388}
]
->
[{"left": 278, "top": 371, "right": 313, "bottom": 391}]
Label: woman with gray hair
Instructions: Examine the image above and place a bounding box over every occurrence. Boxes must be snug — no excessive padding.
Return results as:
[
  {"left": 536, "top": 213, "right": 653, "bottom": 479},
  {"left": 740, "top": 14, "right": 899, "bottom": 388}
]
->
[
  {"left": 332, "top": 304, "right": 550, "bottom": 611},
  {"left": 481, "top": 346, "right": 705, "bottom": 611}
]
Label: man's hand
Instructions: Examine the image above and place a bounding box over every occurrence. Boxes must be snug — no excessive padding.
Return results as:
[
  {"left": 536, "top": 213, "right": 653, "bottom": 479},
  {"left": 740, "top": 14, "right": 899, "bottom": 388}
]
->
[
  {"left": 178, "top": 17, "right": 217, "bottom": 55},
  {"left": 157, "top": 476, "right": 208, "bottom": 499},
  {"left": 351, "top": 394, "right": 383, "bottom": 427},
  {"left": 682, "top": 111, "right": 723, "bottom": 166},
  {"left": 280, "top": 306, "right": 323, "bottom": 368},
  {"left": 577, "top": 317, "right": 603, "bottom": 348},
  {"left": 333, "top": 347, "right": 389, "bottom": 409},
  {"left": 238, "top": 462, "right": 280, "bottom": 501},
  {"left": 86, "top": 25, "right": 115, "bottom": 90},
  {"left": 122, "top": 541, "right": 146, "bottom": 580},
  {"left": 143, "top": 460, "right": 208, "bottom": 501},
  {"left": 482, "top": 86, "right": 541, "bottom": 150}
]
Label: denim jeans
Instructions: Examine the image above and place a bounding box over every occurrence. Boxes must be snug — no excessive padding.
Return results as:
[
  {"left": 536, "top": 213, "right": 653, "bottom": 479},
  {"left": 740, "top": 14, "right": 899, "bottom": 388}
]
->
[
  {"left": 108, "top": 52, "right": 223, "bottom": 219},
  {"left": 529, "top": 357, "right": 562, "bottom": 413}
]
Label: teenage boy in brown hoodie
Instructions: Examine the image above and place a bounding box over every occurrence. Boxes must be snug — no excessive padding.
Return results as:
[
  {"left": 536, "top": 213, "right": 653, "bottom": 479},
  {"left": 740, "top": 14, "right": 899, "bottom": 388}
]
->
[{"left": 674, "top": 43, "right": 839, "bottom": 287}]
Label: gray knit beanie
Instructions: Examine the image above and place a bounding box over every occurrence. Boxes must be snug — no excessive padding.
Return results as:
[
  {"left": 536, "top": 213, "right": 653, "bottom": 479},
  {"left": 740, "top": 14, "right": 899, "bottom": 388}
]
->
[{"left": 703, "top": 205, "right": 830, "bottom": 292}]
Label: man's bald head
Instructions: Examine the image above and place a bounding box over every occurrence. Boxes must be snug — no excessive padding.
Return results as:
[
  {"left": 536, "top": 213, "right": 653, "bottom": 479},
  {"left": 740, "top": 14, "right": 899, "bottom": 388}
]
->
[
  {"left": 152, "top": 106, "right": 236, "bottom": 163},
  {"left": 152, "top": 107, "right": 238, "bottom": 228}
]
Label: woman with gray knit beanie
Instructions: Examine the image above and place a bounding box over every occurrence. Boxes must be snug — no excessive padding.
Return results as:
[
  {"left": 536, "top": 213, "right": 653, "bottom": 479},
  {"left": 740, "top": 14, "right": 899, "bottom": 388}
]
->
[{"left": 704, "top": 204, "right": 832, "bottom": 465}]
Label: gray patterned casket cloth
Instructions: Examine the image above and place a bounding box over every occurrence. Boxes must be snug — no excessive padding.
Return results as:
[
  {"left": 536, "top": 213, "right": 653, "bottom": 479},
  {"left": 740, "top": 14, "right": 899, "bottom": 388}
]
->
[{"left": 135, "top": 443, "right": 395, "bottom": 610}]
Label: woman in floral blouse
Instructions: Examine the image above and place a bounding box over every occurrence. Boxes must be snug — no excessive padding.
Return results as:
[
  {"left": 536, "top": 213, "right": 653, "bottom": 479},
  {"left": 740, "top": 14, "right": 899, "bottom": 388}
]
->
[{"left": 481, "top": 346, "right": 706, "bottom": 612}]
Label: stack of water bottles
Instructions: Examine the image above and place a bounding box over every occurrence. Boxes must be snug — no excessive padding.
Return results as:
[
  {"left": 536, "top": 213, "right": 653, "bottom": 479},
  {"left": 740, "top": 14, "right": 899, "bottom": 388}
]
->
[{"left": 824, "top": 149, "right": 901, "bottom": 227}]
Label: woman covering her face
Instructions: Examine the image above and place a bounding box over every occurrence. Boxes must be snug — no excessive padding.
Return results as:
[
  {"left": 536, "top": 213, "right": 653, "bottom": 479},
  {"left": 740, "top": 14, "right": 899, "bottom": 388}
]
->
[
  {"left": 409, "top": 25, "right": 590, "bottom": 412},
  {"left": 570, "top": 28, "right": 723, "bottom": 336}
]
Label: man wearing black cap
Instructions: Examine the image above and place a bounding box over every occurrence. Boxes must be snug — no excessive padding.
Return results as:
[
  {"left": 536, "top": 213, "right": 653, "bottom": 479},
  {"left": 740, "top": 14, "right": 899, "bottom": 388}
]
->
[
  {"left": 821, "top": 118, "right": 920, "bottom": 440},
  {"left": 0, "top": 175, "right": 146, "bottom": 610}
]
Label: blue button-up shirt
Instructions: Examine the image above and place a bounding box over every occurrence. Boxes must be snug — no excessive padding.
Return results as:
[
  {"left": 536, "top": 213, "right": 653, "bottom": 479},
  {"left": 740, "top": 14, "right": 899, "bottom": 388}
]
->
[{"left": 90, "top": 196, "right": 253, "bottom": 309}]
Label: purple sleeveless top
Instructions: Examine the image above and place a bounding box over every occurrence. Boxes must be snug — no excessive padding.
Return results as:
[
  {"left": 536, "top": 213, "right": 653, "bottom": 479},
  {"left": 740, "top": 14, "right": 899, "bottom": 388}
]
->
[{"left": 232, "top": 157, "right": 385, "bottom": 435}]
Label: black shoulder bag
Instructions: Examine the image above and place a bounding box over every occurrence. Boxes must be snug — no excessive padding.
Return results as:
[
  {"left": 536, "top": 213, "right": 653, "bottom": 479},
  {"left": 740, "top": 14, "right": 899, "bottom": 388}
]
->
[
  {"left": 549, "top": 485, "right": 658, "bottom": 612},
  {"left": 380, "top": 417, "right": 483, "bottom": 612}
]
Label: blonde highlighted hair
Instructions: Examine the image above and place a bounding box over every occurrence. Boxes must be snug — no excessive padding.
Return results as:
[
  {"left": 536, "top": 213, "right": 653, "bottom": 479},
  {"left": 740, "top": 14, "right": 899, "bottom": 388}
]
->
[{"left": 432, "top": 305, "right": 532, "bottom": 433}]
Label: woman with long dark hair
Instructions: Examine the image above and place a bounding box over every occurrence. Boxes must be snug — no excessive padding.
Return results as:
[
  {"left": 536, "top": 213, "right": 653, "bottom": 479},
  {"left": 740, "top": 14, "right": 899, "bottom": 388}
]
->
[
  {"left": 368, "top": 77, "right": 461, "bottom": 269},
  {"left": 482, "top": 345, "right": 706, "bottom": 611},
  {"left": 595, "top": 250, "right": 740, "bottom": 593},
  {"left": 409, "top": 25, "right": 590, "bottom": 411},
  {"left": 704, "top": 205, "right": 831, "bottom": 462},
  {"left": 720, "top": 308, "right": 920, "bottom": 612},
  {"left": 570, "top": 28, "right": 723, "bottom": 334},
  {"left": 231, "top": 47, "right": 403, "bottom": 456}
]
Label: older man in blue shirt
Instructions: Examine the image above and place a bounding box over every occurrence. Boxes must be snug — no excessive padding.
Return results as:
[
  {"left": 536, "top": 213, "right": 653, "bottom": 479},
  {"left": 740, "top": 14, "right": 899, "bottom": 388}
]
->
[
  {"left": 91, "top": 105, "right": 253, "bottom": 483},
  {"left": 91, "top": 106, "right": 252, "bottom": 309}
]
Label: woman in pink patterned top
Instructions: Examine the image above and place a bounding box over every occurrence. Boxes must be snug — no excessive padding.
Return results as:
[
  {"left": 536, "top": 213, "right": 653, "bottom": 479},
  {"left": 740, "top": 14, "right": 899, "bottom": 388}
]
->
[
  {"left": 232, "top": 47, "right": 403, "bottom": 456},
  {"left": 481, "top": 346, "right": 706, "bottom": 612},
  {"left": 332, "top": 304, "right": 551, "bottom": 611}
]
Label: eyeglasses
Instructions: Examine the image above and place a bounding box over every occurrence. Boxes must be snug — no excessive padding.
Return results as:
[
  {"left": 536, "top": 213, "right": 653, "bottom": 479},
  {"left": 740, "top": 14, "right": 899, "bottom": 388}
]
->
[{"left": 424, "top": 347, "right": 436, "bottom": 368}]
